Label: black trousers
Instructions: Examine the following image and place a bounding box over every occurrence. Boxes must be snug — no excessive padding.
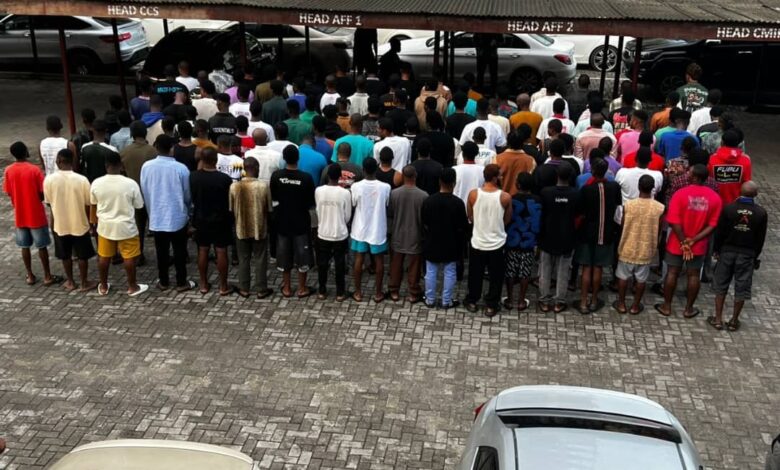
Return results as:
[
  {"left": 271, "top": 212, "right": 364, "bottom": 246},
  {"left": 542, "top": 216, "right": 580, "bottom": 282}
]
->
[
  {"left": 465, "top": 246, "right": 505, "bottom": 310},
  {"left": 476, "top": 54, "right": 498, "bottom": 91},
  {"left": 316, "top": 237, "right": 348, "bottom": 296},
  {"left": 153, "top": 226, "right": 188, "bottom": 288}
]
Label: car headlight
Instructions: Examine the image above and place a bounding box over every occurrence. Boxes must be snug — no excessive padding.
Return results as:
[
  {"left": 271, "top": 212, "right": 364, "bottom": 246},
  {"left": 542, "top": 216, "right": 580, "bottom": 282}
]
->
[{"left": 640, "top": 51, "right": 656, "bottom": 59}]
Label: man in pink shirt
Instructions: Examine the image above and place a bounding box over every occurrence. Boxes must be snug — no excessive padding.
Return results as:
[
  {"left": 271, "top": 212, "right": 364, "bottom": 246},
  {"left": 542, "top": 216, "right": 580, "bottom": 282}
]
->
[
  {"left": 655, "top": 164, "right": 722, "bottom": 319},
  {"left": 613, "top": 110, "right": 654, "bottom": 162},
  {"left": 574, "top": 113, "right": 615, "bottom": 159}
]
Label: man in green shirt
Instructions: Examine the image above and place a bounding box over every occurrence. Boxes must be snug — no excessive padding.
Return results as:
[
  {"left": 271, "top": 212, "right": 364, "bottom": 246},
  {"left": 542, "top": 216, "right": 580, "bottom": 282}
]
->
[
  {"left": 676, "top": 63, "right": 708, "bottom": 113},
  {"left": 300, "top": 95, "right": 320, "bottom": 125},
  {"left": 330, "top": 114, "right": 375, "bottom": 165},
  {"left": 283, "top": 100, "right": 313, "bottom": 146}
]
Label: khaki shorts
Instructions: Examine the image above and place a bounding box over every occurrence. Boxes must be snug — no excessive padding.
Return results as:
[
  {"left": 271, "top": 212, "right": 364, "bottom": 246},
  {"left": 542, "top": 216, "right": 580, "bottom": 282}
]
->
[{"left": 98, "top": 235, "right": 141, "bottom": 259}]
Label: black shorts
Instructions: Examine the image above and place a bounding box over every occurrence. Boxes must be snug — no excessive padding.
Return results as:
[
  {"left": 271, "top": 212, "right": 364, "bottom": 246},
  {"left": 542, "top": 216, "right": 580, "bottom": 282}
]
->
[
  {"left": 194, "top": 226, "right": 233, "bottom": 248},
  {"left": 53, "top": 232, "right": 96, "bottom": 260},
  {"left": 276, "top": 234, "right": 314, "bottom": 272},
  {"left": 712, "top": 251, "right": 755, "bottom": 301}
]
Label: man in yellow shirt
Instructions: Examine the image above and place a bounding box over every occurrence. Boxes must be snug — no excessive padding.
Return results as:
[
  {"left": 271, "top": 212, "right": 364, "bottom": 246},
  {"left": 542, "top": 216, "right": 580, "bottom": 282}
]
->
[{"left": 509, "top": 93, "right": 543, "bottom": 145}]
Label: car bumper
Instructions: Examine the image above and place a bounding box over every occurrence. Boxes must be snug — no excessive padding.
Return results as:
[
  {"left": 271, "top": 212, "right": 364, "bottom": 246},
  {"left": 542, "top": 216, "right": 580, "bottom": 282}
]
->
[
  {"left": 121, "top": 46, "right": 149, "bottom": 66},
  {"left": 557, "top": 65, "right": 577, "bottom": 84}
]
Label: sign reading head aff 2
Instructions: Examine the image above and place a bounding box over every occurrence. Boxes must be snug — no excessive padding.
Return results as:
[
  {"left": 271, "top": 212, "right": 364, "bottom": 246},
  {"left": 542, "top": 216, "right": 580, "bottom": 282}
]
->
[{"left": 107, "top": 4, "right": 161, "bottom": 17}]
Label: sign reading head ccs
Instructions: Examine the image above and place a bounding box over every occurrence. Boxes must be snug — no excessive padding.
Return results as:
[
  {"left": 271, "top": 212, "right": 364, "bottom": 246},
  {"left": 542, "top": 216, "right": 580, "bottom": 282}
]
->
[
  {"left": 299, "top": 12, "right": 363, "bottom": 27},
  {"left": 507, "top": 20, "right": 574, "bottom": 33},
  {"left": 107, "top": 4, "right": 161, "bottom": 17}
]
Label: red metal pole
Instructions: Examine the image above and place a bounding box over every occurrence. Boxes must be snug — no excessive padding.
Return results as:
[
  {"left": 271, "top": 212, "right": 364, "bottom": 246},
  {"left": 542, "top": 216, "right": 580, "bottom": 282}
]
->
[
  {"left": 58, "top": 27, "right": 76, "bottom": 136},
  {"left": 111, "top": 18, "right": 128, "bottom": 109},
  {"left": 599, "top": 35, "right": 609, "bottom": 97},
  {"left": 631, "top": 38, "right": 643, "bottom": 94},
  {"left": 612, "top": 35, "right": 624, "bottom": 99}
]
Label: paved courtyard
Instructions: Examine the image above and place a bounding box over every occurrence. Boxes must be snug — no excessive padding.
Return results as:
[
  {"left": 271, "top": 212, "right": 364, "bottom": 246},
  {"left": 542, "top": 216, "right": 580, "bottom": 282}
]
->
[{"left": 0, "top": 78, "right": 779, "bottom": 469}]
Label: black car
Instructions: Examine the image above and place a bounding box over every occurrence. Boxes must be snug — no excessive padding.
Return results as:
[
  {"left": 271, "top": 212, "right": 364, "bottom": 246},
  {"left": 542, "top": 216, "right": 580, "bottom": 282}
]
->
[{"left": 623, "top": 38, "right": 780, "bottom": 106}]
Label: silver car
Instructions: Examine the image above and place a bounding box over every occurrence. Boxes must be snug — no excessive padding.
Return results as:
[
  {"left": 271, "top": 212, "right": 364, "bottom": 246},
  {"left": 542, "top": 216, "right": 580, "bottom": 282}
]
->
[
  {"left": 49, "top": 439, "right": 257, "bottom": 470},
  {"left": 0, "top": 15, "right": 149, "bottom": 75},
  {"left": 378, "top": 32, "right": 576, "bottom": 92},
  {"left": 459, "top": 385, "right": 703, "bottom": 470}
]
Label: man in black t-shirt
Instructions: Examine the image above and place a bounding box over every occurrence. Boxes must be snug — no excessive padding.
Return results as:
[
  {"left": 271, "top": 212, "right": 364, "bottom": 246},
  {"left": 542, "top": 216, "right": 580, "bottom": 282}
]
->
[
  {"left": 270, "top": 146, "right": 316, "bottom": 298},
  {"left": 446, "top": 92, "right": 476, "bottom": 140},
  {"left": 80, "top": 119, "right": 119, "bottom": 183},
  {"left": 415, "top": 111, "right": 455, "bottom": 168},
  {"left": 208, "top": 93, "right": 237, "bottom": 143},
  {"left": 533, "top": 139, "right": 578, "bottom": 192},
  {"left": 154, "top": 64, "right": 188, "bottom": 108},
  {"left": 538, "top": 163, "right": 580, "bottom": 313},
  {"left": 190, "top": 147, "right": 234, "bottom": 295},
  {"left": 410, "top": 139, "right": 443, "bottom": 196}
]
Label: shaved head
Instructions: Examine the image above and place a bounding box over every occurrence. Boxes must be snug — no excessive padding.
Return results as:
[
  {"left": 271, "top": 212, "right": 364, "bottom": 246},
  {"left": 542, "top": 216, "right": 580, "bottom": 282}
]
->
[
  {"left": 252, "top": 128, "right": 268, "bottom": 146},
  {"left": 741, "top": 180, "right": 758, "bottom": 198},
  {"left": 516, "top": 93, "right": 531, "bottom": 108}
]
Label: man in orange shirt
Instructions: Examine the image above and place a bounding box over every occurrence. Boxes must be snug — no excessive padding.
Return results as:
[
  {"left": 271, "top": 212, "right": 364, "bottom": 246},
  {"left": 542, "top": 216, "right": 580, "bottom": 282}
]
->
[
  {"left": 496, "top": 132, "right": 536, "bottom": 195},
  {"left": 509, "top": 93, "right": 543, "bottom": 145},
  {"left": 649, "top": 91, "right": 680, "bottom": 132}
]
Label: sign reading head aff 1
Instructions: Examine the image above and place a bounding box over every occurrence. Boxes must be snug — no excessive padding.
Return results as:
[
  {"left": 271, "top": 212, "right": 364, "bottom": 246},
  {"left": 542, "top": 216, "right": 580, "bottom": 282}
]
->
[{"left": 107, "top": 4, "right": 161, "bottom": 17}]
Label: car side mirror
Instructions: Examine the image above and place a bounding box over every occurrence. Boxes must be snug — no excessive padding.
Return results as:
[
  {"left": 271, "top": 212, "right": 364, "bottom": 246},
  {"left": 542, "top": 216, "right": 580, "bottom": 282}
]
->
[{"left": 705, "top": 39, "right": 721, "bottom": 46}]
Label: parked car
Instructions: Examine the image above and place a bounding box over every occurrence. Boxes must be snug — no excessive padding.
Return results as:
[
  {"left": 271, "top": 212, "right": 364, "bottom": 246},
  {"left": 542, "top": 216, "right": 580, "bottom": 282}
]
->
[
  {"left": 0, "top": 14, "right": 149, "bottom": 75},
  {"left": 49, "top": 439, "right": 257, "bottom": 470},
  {"left": 549, "top": 34, "right": 634, "bottom": 71},
  {"left": 377, "top": 28, "right": 432, "bottom": 45},
  {"left": 143, "top": 22, "right": 350, "bottom": 80},
  {"left": 623, "top": 38, "right": 780, "bottom": 105},
  {"left": 378, "top": 33, "right": 576, "bottom": 92},
  {"left": 458, "top": 385, "right": 703, "bottom": 470}
]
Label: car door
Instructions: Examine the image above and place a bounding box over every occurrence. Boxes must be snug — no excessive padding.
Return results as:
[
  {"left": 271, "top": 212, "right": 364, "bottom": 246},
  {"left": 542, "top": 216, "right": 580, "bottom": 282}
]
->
[
  {"left": 498, "top": 34, "right": 531, "bottom": 81},
  {"left": 26, "top": 16, "right": 82, "bottom": 61},
  {"left": 451, "top": 32, "right": 477, "bottom": 78},
  {"left": 0, "top": 15, "right": 33, "bottom": 61},
  {"left": 698, "top": 40, "right": 760, "bottom": 97}
]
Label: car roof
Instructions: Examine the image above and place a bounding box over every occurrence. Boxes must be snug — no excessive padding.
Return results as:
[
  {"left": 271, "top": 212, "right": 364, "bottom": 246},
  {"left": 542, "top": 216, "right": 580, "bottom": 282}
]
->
[
  {"left": 514, "top": 428, "right": 683, "bottom": 470},
  {"left": 495, "top": 386, "right": 672, "bottom": 425},
  {"left": 49, "top": 439, "right": 253, "bottom": 470}
]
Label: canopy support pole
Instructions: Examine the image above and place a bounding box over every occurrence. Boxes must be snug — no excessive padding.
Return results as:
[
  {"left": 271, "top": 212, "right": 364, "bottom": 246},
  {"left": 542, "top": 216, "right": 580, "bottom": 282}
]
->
[
  {"left": 433, "top": 31, "right": 440, "bottom": 69},
  {"left": 111, "top": 19, "right": 128, "bottom": 109},
  {"left": 442, "top": 32, "right": 450, "bottom": 83},
  {"left": 277, "top": 29, "right": 284, "bottom": 68},
  {"left": 598, "top": 35, "right": 609, "bottom": 97},
  {"left": 58, "top": 27, "right": 76, "bottom": 136},
  {"left": 449, "top": 32, "right": 455, "bottom": 84},
  {"left": 631, "top": 38, "right": 643, "bottom": 94},
  {"left": 162, "top": 19, "right": 169, "bottom": 36},
  {"left": 305, "top": 26, "right": 311, "bottom": 68},
  {"left": 29, "top": 16, "right": 39, "bottom": 74},
  {"left": 612, "top": 35, "right": 624, "bottom": 99}
]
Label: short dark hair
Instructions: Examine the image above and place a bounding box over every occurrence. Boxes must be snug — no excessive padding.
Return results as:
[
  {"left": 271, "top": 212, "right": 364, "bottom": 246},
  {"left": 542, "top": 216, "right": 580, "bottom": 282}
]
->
[
  {"left": 548, "top": 138, "right": 565, "bottom": 158},
  {"left": 327, "top": 163, "right": 342, "bottom": 181},
  {"left": 154, "top": 134, "right": 175, "bottom": 154},
  {"left": 105, "top": 150, "right": 122, "bottom": 168},
  {"left": 46, "top": 115, "right": 63, "bottom": 132},
  {"left": 362, "top": 155, "right": 378, "bottom": 175},
  {"left": 270, "top": 80, "right": 284, "bottom": 95},
  {"left": 236, "top": 115, "right": 249, "bottom": 133},
  {"left": 378, "top": 117, "right": 394, "bottom": 133},
  {"left": 638, "top": 130, "right": 654, "bottom": 147},
  {"left": 688, "top": 148, "right": 710, "bottom": 166},
  {"left": 552, "top": 98, "right": 566, "bottom": 114},
  {"left": 56, "top": 148, "right": 74, "bottom": 165},
  {"left": 638, "top": 174, "right": 655, "bottom": 194},
  {"left": 92, "top": 118, "right": 108, "bottom": 133},
  {"left": 416, "top": 138, "right": 432, "bottom": 158},
  {"left": 483, "top": 163, "right": 500, "bottom": 182},
  {"left": 201, "top": 80, "right": 216, "bottom": 95},
  {"left": 691, "top": 163, "right": 708, "bottom": 182},
  {"left": 591, "top": 157, "right": 608, "bottom": 178},
  {"left": 130, "top": 120, "right": 147, "bottom": 139},
  {"left": 476, "top": 98, "right": 490, "bottom": 114},
  {"left": 557, "top": 160, "right": 573, "bottom": 181},
  {"left": 216, "top": 93, "right": 231, "bottom": 106},
  {"left": 516, "top": 172, "right": 534, "bottom": 192},
  {"left": 453, "top": 92, "right": 468, "bottom": 110},
  {"left": 178, "top": 120, "right": 193, "bottom": 139},
  {"left": 274, "top": 122, "right": 289, "bottom": 140},
  {"left": 686, "top": 63, "right": 703, "bottom": 80},
  {"left": 287, "top": 99, "right": 301, "bottom": 114},
  {"left": 312, "top": 115, "right": 327, "bottom": 132},
  {"left": 722, "top": 129, "right": 741, "bottom": 147},
  {"left": 283, "top": 145, "right": 299, "bottom": 164},
  {"left": 636, "top": 147, "right": 652, "bottom": 168},
  {"left": 440, "top": 167, "right": 456, "bottom": 185},
  {"left": 81, "top": 108, "right": 97, "bottom": 124},
  {"left": 461, "top": 141, "right": 478, "bottom": 160},
  {"left": 379, "top": 147, "right": 393, "bottom": 163},
  {"left": 250, "top": 100, "right": 263, "bottom": 117},
  {"left": 547, "top": 119, "right": 563, "bottom": 135},
  {"left": 161, "top": 117, "right": 176, "bottom": 133},
  {"left": 217, "top": 134, "right": 233, "bottom": 149},
  {"left": 201, "top": 147, "right": 218, "bottom": 166},
  {"left": 117, "top": 110, "right": 132, "bottom": 127}
]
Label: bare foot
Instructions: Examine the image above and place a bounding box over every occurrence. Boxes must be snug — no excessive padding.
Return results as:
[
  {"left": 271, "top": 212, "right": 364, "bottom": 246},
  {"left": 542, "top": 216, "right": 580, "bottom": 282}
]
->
[
  {"left": 26, "top": 274, "right": 37, "bottom": 286},
  {"left": 78, "top": 281, "right": 98, "bottom": 293},
  {"left": 63, "top": 281, "right": 78, "bottom": 292}
]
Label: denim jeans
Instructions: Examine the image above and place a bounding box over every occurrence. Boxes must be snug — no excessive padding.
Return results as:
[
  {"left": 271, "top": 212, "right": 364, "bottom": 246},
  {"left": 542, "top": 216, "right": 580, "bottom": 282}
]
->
[
  {"left": 425, "top": 261, "right": 457, "bottom": 306},
  {"left": 539, "top": 250, "right": 572, "bottom": 305}
]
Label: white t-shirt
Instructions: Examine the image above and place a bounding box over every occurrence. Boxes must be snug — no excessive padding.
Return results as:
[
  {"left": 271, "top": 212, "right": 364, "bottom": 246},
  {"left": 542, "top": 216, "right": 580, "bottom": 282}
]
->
[
  {"left": 247, "top": 120, "right": 276, "bottom": 142},
  {"left": 688, "top": 106, "right": 713, "bottom": 134},
  {"left": 320, "top": 92, "right": 341, "bottom": 111},
  {"left": 315, "top": 185, "right": 352, "bottom": 242},
  {"left": 40, "top": 136, "right": 68, "bottom": 176},
  {"left": 216, "top": 153, "right": 244, "bottom": 181},
  {"left": 244, "top": 146, "right": 283, "bottom": 182},
  {"left": 347, "top": 92, "right": 369, "bottom": 116},
  {"left": 530, "top": 94, "right": 570, "bottom": 120},
  {"left": 176, "top": 75, "right": 200, "bottom": 91},
  {"left": 90, "top": 174, "right": 144, "bottom": 240},
  {"left": 459, "top": 119, "right": 507, "bottom": 152},
  {"left": 537, "top": 116, "right": 576, "bottom": 141},
  {"left": 373, "top": 136, "right": 411, "bottom": 173},
  {"left": 487, "top": 114, "right": 511, "bottom": 137},
  {"left": 614, "top": 166, "right": 663, "bottom": 202},
  {"left": 456, "top": 144, "right": 496, "bottom": 166},
  {"left": 453, "top": 164, "right": 485, "bottom": 204},
  {"left": 192, "top": 97, "right": 219, "bottom": 121},
  {"left": 350, "top": 179, "right": 391, "bottom": 245},
  {"left": 267, "top": 140, "right": 298, "bottom": 156},
  {"left": 229, "top": 101, "right": 252, "bottom": 119}
]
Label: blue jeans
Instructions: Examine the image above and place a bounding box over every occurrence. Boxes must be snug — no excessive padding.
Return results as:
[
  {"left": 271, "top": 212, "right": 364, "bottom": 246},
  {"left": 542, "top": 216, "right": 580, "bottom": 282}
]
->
[{"left": 425, "top": 261, "right": 457, "bottom": 306}]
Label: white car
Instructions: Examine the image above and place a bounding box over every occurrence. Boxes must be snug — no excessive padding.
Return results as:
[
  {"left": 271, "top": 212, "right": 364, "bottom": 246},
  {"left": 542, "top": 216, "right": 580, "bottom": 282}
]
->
[
  {"left": 49, "top": 439, "right": 257, "bottom": 470},
  {"left": 379, "top": 33, "right": 576, "bottom": 92},
  {"left": 377, "top": 28, "right": 432, "bottom": 45},
  {"left": 549, "top": 34, "right": 634, "bottom": 72},
  {"left": 459, "top": 385, "right": 703, "bottom": 470}
]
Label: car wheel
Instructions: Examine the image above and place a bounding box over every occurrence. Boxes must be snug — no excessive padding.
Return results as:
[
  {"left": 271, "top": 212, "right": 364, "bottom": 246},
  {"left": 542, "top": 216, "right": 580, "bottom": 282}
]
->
[
  {"left": 510, "top": 67, "right": 542, "bottom": 94},
  {"left": 589, "top": 45, "right": 619, "bottom": 72},
  {"left": 68, "top": 51, "right": 101, "bottom": 76},
  {"left": 659, "top": 74, "right": 685, "bottom": 97}
]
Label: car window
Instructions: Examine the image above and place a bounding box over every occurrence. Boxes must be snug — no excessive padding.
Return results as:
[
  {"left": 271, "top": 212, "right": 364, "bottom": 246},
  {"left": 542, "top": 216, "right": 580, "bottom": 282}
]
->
[
  {"left": 473, "top": 446, "right": 499, "bottom": 470},
  {"left": 32, "top": 16, "right": 90, "bottom": 30},
  {"left": 501, "top": 34, "right": 529, "bottom": 49},
  {"left": 3, "top": 15, "right": 30, "bottom": 31},
  {"left": 529, "top": 34, "right": 554, "bottom": 47},
  {"left": 452, "top": 33, "right": 474, "bottom": 49},
  {"left": 242, "top": 24, "right": 301, "bottom": 38}
]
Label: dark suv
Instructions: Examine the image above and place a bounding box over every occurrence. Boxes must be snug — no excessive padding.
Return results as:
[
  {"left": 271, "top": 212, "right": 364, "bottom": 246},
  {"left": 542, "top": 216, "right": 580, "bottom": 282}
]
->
[{"left": 623, "top": 38, "right": 780, "bottom": 105}]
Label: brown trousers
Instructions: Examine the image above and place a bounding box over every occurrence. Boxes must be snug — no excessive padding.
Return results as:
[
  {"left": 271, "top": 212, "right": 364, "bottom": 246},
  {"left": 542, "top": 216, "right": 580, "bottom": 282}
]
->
[{"left": 388, "top": 251, "right": 422, "bottom": 298}]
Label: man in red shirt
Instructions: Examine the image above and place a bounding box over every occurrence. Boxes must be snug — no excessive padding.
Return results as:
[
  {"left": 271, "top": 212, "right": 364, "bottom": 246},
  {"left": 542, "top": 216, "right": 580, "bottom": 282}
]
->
[
  {"left": 655, "top": 164, "right": 722, "bottom": 318},
  {"left": 621, "top": 131, "right": 664, "bottom": 171},
  {"left": 708, "top": 129, "right": 751, "bottom": 205},
  {"left": 3, "top": 142, "right": 59, "bottom": 286}
]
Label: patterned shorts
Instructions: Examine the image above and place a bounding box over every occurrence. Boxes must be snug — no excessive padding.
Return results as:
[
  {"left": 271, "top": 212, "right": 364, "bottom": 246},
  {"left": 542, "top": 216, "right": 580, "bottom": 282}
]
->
[{"left": 505, "top": 249, "right": 535, "bottom": 280}]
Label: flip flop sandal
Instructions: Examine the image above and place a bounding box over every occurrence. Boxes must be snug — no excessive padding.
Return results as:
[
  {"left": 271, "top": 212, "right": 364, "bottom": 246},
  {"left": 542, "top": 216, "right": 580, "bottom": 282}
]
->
[
  {"left": 219, "top": 286, "right": 237, "bottom": 296},
  {"left": 683, "top": 308, "right": 701, "bottom": 319},
  {"left": 26, "top": 275, "right": 37, "bottom": 286},
  {"left": 465, "top": 303, "right": 479, "bottom": 313},
  {"left": 538, "top": 302, "right": 551, "bottom": 313},
  {"left": 629, "top": 303, "right": 645, "bottom": 315},
  {"left": 373, "top": 293, "right": 385, "bottom": 303},
  {"left": 484, "top": 307, "right": 498, "bottom": 318},
  {"left": 335, "top": 295, "right": 348, "bottom": 302},
  {"left": 128, "top": 283, "right": 149, "bottom": 297},
  {"left": 502, "top": 297, "right": 513, "bottom": 310},
  {"left": 257, "top": 289, "right": 274, "bottom": 299},
  {"left": 407, "top": 296, "right": 422, "bottom": 304},
  {"left": 237, "top": 289, "right": 251, "bottom": 299},
  {"left": 155, "top": 281, "right": 169, "bottom": 291},
  {"left": 281, "top": 286, "right": 294, "bottom": 298},
  {"left": 573, "top": 301, "right": 590, "bottom": 315},
  {"left": 200, "top": 283, "right": 212, "bottom": 295},
  {"left": 554, "top": 302, "right": 568, "bottom": 313},
  {"left": 317, "top": 293, "right": 328, "bottom": 300},
  {"left": 517, "top": 299, "right": 530, "bottom": 311},
  {"left": 43, "top": 275, "right": 64, "bottom": 287},
  {"left": 589, "top": 298, "right": 605, "bottom": 312},
  {"left": 654, "top": 303, "right": 671, "bottom": 317},
  {"left": 297, "top": 287, "right": 314, "bottom": 299},
  {"left": 726, "top": 318, "right": 741, "bottom": 331},
  {"left": 351, "top": 292, "right": 363, "bottom": 302},
  {"left": 388, "top": 292, "right": 401, "bottom": 302},
  {"left": 98, "top": 283, "right": 111, "bottom": 296},
  {"left": 176, "top": 280, "right": 196, "bottom": 292},
  {"left": 707, "top": 315, "right": 724, "bottom": 330},
  {"left": 611, "top": 300, "right": 628, "bottom": 314}
]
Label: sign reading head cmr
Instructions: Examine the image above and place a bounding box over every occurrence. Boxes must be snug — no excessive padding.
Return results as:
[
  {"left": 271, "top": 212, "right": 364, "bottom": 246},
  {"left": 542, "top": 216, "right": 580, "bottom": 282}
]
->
[
  {"left": 107, "top": 4, "right": 161, "bottom": 17},
  {"left": 717, "top": 26, "right": 780, "bottom": 39}
]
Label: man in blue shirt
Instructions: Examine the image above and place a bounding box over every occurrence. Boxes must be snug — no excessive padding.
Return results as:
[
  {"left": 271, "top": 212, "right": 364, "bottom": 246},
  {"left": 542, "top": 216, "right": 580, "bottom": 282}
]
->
[
  {"left": 330, "top": 115, "right": 374, "bottom": 165},
  {"left": 140, "top": 135, "right": 194, "bottom": 292},
  {"left": 657, "top": 109, "right": 698, "bottom": 160},
  {"left": 297, "top": 135, "right": 329, "bottom": 186}
]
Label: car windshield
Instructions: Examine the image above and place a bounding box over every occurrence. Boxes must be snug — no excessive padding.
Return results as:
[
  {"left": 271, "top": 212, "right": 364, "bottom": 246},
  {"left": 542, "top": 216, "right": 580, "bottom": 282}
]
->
[{"left": 529, "top": 34, "right": 554, "bottom": 46}]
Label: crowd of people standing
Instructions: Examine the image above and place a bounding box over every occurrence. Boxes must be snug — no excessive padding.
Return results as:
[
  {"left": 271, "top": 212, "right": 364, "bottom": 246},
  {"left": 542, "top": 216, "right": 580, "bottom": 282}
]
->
[{"left": 3, "top": 57, "right": 767, "bottom": 331}]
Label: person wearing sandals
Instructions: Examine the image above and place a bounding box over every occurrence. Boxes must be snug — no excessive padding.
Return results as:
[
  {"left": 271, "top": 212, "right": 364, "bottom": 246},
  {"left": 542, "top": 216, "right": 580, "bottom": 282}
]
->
[
  {"left": 387, "top": 165, "right": 428, "bottom": 303},
  {"left": 655, "top": 164, "right": 722, "bottom": 319},
  {"left": 314, "top": 164, "right": 352, "bottom": 301},
  {"left": 350, "top": 158, "right": 391, "bottom": 303},
  {"left": 190, "top": 148, "right": 234, "bottom": 296},
  {"left": 614, "top": 175, "right": 664, "bottom": 315},
  {"left": 709, "top": 181, "right": 767, "bottom": 332},
  {"left": 538, "top": 162, "right": 579, "bottom": 313},
  {"left": 90, "top": 152, "right": 148, "bottom": 296},
  {"left": 575, "top": 158, "right": 622, "bottom": 314},
  {"left": 464, "top": 164, "right": 512, "bottom": 317},
  {"left": 503, "top": 172, "right": 541, "bottom": 312},
  {"left": 270, "top": 146, "right": 316, "bottom": 299}
]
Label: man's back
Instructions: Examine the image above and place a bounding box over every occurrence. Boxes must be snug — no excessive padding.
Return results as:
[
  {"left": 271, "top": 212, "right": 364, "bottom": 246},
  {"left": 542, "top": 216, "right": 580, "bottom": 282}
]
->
[
  {"left": 4, "top": 161, "right": 47, "bottom": 229},
  {"left": 453, "top": 164, "right": 484, "bottom": 203},
  {"left": 715, "top": 199, "right": 767, "bottom": 256},
  {"left": 496, "top": 150, "right": 535, "bottom": 195},
  {"left": 389, "top": 185, "right": 428, "bottom": 254},
  {"left": 245, "top": 146, "right": 283, "bottom": 182},
  {"left": 539, "top": 185, "right": 579, "bottom": 255},
  {"left": 140, "top": 157, "right": 190, "bottom": 232},
  {"left": 350, "top": 179, "right": 391, "bottom": 245},
  {"left": 270, "top": 168, "right": 315, "bottom": 236},
  {"left": 618, "top": 197, "right": 664, "bottom": 265},
  {"left": 411, "top": 159, "right": 443, "bottom": 195},
  {"left": 230, "top": 178, "right": 271, "bottom": 241},
  {"left": 315, "top": 184, "right": 352, "bottom": 242},
  {"left": 81, "top": 142, "right": 118, "bottom": 183},
  {"left": 709, "top": 147, "right": 752, "bottom": 204},
  {"left": 666, "top": 183, "right": 722, "bottom": 256},
  {"left": 421, "top": 192, "right": 468, "bottom": 262},
  {"left": 120, "top": 142, "right": 156, "bottom": 185},
  {"left": 331, "top": 134, "right": 374, "bottom": 165},
  {"left": 298, "top": 146, "right": 328, "bottom": 185},
  {"left": 90, "top": 173, "right": 144, "bottom": 240},
  {"left": 190, "top": 170, "right": 233, "bottom": 227},
  {"left": 43, "top": 170, "right": 90, "bottom": 236},
  {"left": 579, "top": 180, "right": 622, "bottom": 245},
  {"left": 262, "top": 96, "right": 289, "bottom": 126}
]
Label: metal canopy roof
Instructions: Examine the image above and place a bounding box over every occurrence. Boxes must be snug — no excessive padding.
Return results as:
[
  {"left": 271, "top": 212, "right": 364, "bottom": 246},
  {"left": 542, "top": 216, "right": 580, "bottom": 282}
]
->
[{"left": 6, "top": 0, "right": 780, "bottom": 41}]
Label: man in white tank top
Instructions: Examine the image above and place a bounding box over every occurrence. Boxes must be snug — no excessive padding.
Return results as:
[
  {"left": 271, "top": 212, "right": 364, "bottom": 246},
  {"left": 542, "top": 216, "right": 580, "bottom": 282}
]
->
[
  {"left": 40, "top": 116, "right": 77, "bottom": 176},
  {"left": 464, "top": 163, "right": 512, "bottom": 317}
]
